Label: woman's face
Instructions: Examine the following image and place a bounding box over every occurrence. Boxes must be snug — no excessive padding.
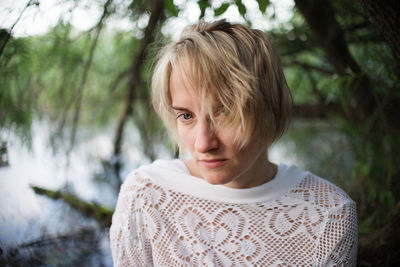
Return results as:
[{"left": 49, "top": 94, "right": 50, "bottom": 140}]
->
[{"left": 170, "top": 69, "right": 271, "bottom": 188}]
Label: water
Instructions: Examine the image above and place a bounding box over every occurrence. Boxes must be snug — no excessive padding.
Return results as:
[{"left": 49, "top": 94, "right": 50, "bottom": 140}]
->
[
  {"left": 0, "top": 120, "right": 154, "bottom": 265},
  {"left": 0, "top": 120, "right": 298, "bottom": 265}
]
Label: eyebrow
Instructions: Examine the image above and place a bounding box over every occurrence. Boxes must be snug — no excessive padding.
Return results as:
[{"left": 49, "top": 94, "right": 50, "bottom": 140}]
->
[{"left": 172, "top": 106, "right": 191, "bottom": 112}]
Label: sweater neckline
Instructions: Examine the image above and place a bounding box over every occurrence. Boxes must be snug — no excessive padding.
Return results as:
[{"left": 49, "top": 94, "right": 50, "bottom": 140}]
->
[{"left": 138, "top": 159, "right": 308, "bottom": 204}]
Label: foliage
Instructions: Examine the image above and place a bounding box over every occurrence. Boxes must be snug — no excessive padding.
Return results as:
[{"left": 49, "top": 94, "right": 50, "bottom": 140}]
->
[
  {"left": 273, "top": 1, "right": 400, "bottom": 236},
  {"left": 1, "top": 1, "right": 399, "bottom": 263},
  {"left": 0, "top": 31, "right": 32, "bottom": 144}
]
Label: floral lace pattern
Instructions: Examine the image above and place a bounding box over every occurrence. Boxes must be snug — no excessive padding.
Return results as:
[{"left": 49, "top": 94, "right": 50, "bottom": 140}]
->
[{"left": 110, "top": 170, "right": 357, "bottom": 266}]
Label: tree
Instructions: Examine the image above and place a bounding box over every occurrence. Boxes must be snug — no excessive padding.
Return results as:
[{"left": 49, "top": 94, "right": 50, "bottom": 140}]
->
[
  {"left": 358, "top": 0, "right": 400, "bottom": 59},
  {"left": 1, "top": 0, "right": 399, "bottom": 265}
]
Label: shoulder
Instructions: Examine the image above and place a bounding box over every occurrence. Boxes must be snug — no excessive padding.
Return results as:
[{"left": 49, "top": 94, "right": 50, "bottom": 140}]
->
[
  {"left": 119, "top": 169, "right": 150, "bottom": 196},
  {"left": 122, "top": 159, "right": 185, "bottom": 187},
  {"left": 118, "top": 159, "right": 187, "bottom": 201},
  {"left": 111, "top": 160, "right": 179, "bottom": 223},
  {"left": 285, "top": 171, "right": 355, "bottom": 211}
]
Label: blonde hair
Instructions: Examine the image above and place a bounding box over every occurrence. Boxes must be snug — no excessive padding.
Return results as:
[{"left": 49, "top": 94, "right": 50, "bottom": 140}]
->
[{"left": 151, "top": 19, "right": 292, "bottom": 150}]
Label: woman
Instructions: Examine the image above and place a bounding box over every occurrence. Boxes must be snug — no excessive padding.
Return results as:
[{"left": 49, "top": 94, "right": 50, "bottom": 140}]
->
[{"left": 110, "top": 20, "right": 357, "bottom": 266}]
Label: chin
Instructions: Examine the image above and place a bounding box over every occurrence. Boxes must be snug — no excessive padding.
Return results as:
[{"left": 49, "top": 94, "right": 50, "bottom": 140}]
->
[{"left": 202, "top": 173, "right": 233, "bottom": 185}]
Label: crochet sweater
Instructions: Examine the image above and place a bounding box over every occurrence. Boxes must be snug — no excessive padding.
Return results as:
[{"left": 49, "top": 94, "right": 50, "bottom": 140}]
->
[{"left": 110, "top": 159, "right": 357, "bottom": 266}]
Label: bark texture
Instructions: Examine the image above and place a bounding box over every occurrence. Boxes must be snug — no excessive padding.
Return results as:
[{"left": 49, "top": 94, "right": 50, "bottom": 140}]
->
[
  {"left": 294, "top": 0, "right": 360, "bottom": 74},
  {"left": 293, "top": 1, "right": 400, "bottom": 265},
  {"left": 358, "top": 204, "right": 400, "bottom": 266},
  {"left": 112, "top": 0, "right": 165, "bottom": 183},
  {"left": 358, "top": 0, "right": 400, "bottom": 59}
]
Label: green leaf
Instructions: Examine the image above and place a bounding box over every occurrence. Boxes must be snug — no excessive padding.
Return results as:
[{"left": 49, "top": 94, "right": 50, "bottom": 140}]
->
[
  {"left": 197, "top": 0, "right": 211, "bottom": 18},
  {"left": 235, "top": 0, "right": 246, "bottom": 17},
  {"left": 359, "top": 212, "right": 377, "bottom": 235},
  {"left": 165, "top": 0, "right": 179, "bottom": 17},
  {"left": 256, "top": 0, "right": 269, "bottom": 13},
  {"left": 214, "top": 3, "right": 230, "bottom": 16}
]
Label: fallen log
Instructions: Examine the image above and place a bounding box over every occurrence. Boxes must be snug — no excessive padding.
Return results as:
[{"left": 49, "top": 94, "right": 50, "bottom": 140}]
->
[{"left": 31, "top": 185, "right": 113, "bottom": 227}]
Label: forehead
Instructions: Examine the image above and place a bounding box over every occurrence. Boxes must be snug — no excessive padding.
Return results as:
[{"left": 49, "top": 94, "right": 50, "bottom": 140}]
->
[
  {"left": 169, "top": 68, "right": 196, "bottom": 104},
  {"left": 169, "top": 65, "right": 194, "bottom": 93},
  {"left": 169, "top": 67, "right": 219, "bottom": 113}
]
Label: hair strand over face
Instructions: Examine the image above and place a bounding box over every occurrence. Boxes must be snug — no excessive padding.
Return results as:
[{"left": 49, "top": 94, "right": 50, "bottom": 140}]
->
[{"left": 152, "top": 19, "right": 292, "bottom": 152}]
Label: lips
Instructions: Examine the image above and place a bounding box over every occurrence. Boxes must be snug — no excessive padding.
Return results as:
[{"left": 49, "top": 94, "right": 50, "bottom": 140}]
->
[{"left": 199, "top": 158, "right": 228, "bottom": 169}]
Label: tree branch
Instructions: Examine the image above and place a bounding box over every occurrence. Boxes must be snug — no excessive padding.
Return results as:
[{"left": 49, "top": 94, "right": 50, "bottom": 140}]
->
[
  {"left": 306, "top": 71, "right": 325, "bottom": 103},
  {"left": 358, "top": 0, "right": 400, "bottom": 59},
  {"left": 284, "top": 61, "right": 335, "bottom": 75},
  {"left": 345, "top": 21, "right": 370, "bottom": 32},
  {"left": 294, "top": 0, "right": 361, "bottom": 74},
  {"left": 0, "top": 0, "right": 38, "bottom": 58},
  {"left": 109, "top": 69, "right": 129, "bottom": 92},
  {"left": 292, "top": 102, "right": 343, "bottom": 119},
  {"left": 67, "top": 0, "right": 113, "bottom": 159},
  {"left": 112, "top": 0, "right": 165, "bottom": 183},
  {"left": 294, "top": 0, "right": 377, "bottom": 123}
]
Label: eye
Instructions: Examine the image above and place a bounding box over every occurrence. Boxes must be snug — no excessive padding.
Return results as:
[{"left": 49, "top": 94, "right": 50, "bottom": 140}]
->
[
  {"left": 177, "top": 113, "right": 193, "bottom": 121},
  {"left": 215, "top": 107, "right": 226, "bottom": 117},
  {"left": 182, "top": 113, "right": 192, "bottom": 120}
]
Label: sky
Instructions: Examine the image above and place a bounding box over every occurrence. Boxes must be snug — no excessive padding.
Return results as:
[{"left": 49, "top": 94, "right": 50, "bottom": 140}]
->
[{"left": 0, "top": 0, "right": 294, "bottom": 38}]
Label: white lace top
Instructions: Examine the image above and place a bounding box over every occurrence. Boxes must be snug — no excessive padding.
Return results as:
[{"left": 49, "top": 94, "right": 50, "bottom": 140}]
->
[{"left": 110, "top": 159, "right": 357, "bottom": 266}]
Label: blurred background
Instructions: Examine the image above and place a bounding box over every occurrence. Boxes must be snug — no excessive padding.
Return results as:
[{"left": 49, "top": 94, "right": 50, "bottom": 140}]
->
[{"left": 0, "top": 0, "right": 399, "bottom": 266}]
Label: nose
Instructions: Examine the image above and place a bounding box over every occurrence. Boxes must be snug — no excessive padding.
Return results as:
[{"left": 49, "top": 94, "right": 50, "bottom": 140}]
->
[{"left": 194, "top": 119, "right": 219, "bottom": 153}]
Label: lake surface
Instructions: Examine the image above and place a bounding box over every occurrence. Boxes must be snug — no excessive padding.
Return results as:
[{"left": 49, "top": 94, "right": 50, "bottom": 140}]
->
[{"left": 0, "top": 120, "right": 299, "bottom": 265}]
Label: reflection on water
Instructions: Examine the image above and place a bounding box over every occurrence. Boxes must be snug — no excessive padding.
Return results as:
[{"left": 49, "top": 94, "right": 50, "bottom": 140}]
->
[
  {"left": 0, "top": 121, "right": 153, "bottom": 265},
  {"left": 0, "top": 120, "right": 298, "bottom": 265}
]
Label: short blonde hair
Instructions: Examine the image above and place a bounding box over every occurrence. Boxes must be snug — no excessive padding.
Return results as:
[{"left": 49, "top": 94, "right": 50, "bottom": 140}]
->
[{"left": 151, "top": 19, "right": 292, "bottom": 150}]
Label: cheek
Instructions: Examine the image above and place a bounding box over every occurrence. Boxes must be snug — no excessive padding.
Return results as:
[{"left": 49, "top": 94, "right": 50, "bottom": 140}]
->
[
  {"left": 217, "top": 129, "right": 234, "bottom": 142},
  {"left": 216, "top": 129, "right": 236, "bottom": 149},
  {"left": 177, "top": 125, "right": 194, "bottom": 149}
]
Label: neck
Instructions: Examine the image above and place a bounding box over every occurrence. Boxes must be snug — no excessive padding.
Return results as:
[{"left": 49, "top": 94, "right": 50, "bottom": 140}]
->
[
  {"left": 224, "top": 148, "right": 277, "bottom": 189},
  {"left": 231, "top": 159, "right": 277, "bottom": 189}
]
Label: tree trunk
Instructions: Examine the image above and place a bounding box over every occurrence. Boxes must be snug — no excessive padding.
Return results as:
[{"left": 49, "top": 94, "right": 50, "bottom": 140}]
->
[
  {"left": 358, "top": 0, "right": 400, "bottom": 59},
  {"left": 294, "top": 0, "right": 375, "bottom": 123},
  {"left": 358, "top": 203, "right": 400, "bottom": 266},
  {"left": 112, "top": 0, "right": 165, "bottom": 183},
  {"left": 294, "top": 0, "right": 360, "bottom": 74}
]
